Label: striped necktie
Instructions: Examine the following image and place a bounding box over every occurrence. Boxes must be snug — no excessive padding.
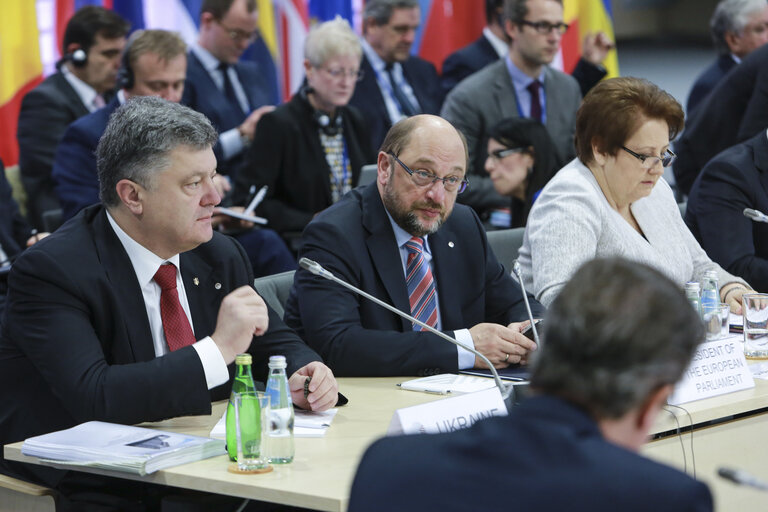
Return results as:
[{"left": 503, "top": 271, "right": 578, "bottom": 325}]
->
[{"left": 405, "top": 237, "right": 438, "bottom": 331}]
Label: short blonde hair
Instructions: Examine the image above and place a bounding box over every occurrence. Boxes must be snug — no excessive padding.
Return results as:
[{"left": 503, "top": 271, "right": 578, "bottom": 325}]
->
[{"left": 305, "top": 16, "right": 362, "bottom": 67}]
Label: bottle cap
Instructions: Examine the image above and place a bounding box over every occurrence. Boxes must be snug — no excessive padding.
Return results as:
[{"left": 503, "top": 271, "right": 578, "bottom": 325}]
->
[
  {"left": 268, "top": 355, "right": 287, "bottom": 369},
  {"left": 685, "top": 281, "right": 700, "bottom": 291},
  {"left": 235, "top": 353, "right": 252, "bottom": 365}
]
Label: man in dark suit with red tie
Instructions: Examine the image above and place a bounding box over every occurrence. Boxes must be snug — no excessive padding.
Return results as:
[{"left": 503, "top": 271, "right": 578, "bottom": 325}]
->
[{"left": 0, "top": 97, "right": 338, "bottom": 510}]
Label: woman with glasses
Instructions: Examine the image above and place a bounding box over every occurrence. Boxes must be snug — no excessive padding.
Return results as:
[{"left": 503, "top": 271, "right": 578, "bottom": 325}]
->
[
  {"left": 484, "top": 117, "right": 559, "bottom": 228},
  {"left": 232, "top": 17, "right": 374, "bottom": 239},
  {"left": 518, "top": 77, "right": 752, "bottom": 309}
]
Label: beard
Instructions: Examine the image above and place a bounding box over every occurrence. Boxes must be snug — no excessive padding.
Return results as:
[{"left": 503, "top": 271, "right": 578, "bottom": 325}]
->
[{"left": 382, "top": 180, "right": 447, "bottom": 237}]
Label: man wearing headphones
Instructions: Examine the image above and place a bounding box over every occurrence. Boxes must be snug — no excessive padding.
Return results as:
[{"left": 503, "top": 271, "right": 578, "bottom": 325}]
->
[
  {"left": 52, "top": 29, "right": 297, "bottom": 278},
  {"left": 17, "top": 6, "right": 129, "bottom": 231}
]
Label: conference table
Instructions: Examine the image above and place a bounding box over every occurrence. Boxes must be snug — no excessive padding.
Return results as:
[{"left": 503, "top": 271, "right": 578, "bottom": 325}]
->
[{"left": 5, "top": 376, "right": 768, "bottom": 511}]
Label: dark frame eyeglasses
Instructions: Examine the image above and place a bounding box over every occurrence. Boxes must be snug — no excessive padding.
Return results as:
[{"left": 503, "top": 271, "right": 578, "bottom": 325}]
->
[
  {"left": 389, "top": 153, "right": 468, "bottom": 194},
  {"left": 518, "top": 20, "right": 569, "bottom": 35},
  {"left": 214, "top": 19, "right": 258, "bottom": 44},
  {"left": 621, "top": 146, "right": 676, "bottom": 169},
  {"left": 488, "top": 147, "right": 529, "bottom": 160}
]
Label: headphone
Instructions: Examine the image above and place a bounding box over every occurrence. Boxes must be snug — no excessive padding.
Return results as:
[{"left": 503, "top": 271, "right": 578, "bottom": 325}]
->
[
  {"left": 300, "top": 84, "right": 343, "bottom": 137},
  {"left": 116, "top": 38, "right": 135, "bottom": 90},
  {"left": 57, "top": 47, "right": 87, "bottom": 69}
]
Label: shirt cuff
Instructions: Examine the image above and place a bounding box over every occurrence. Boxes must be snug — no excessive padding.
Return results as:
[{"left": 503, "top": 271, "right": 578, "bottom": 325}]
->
[
  {"left": 192, "top": 336, "right": 230, "bottom": 390},
  {"left": 220, "top": 129, "right": 244, "bottom": 160},
  {"left": 454, "top": 328, "right": 476, "bottom": 370}
]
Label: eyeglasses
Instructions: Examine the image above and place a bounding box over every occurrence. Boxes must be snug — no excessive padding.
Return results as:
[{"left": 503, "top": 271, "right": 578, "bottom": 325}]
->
[
  {"left": 488, "top": 147, "right": 529, "bottom": 160},
  {"left": 389, "top": 153, "right": 468, "bottom": 194},
  {"left": 321, "top": 67, "right": 364, "bottom": 81},
  {"left": 215, "top": 19, "right": 258, "bottom": 44},
  {"left": 621, "top": 146, "right": 676, "bottom": 169},
  {"left": 518, "top": 20, "right": 569, "bottom": 35}
]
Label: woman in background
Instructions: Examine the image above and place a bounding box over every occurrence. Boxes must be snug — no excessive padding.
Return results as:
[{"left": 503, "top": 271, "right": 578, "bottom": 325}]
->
[
  {"left": 484, "top": 117, "right": 558, "bottom": 228},
  {"left": 233, "top": 17, "right": 374, "bottom": 238}
]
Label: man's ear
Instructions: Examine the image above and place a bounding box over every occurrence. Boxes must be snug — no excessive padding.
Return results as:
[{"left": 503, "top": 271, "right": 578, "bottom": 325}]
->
[
  {"left": 377, "top": 151, "right": 392, "bottom": 186},
  {"left": 636, "top": 384, "right": 672, "bottom": 434},
  {"left": 115, "top": 179, "right": 144, "bottom": 215},
  {"left": 724, "top": 31, "right": 743, "bottom": 56}
]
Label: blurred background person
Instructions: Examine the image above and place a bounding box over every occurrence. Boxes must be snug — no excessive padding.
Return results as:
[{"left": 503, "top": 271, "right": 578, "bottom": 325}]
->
[
  {"left": 686, "top": 129, "right": 768, "bottom": 292},
  {"left": 350, "top": 258, "right": 712, "bottom": 512},
  {"left": 233, "top": 17, "right": 374, "bottom": 243},
  {"left": 484, "top": 117, "right": 559, "bottom": 228},
  {"left": 519, "top": 77, "right": 753, "bottom": 310},
  {"left": 17, "top": 6, "right": 129, "bottom": 230},
  {"left": 686, "top": 0, "right": 768, "bottom": 116}
]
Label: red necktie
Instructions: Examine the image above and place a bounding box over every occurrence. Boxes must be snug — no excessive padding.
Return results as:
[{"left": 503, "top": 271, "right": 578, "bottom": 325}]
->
[
  {"left": 153, "top": 264, "right": 196, "bottom": 351},
  {"left": 527, "top": 80, "right": 542, "bottom": 122}
]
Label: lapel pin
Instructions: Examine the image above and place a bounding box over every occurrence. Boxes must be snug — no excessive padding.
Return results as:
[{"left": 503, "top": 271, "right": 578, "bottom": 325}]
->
[
  {"left": 215, "top": 282, "right": 222, "bottom": 290},
  {"left": 193, "top": 277, "right": 199, "bottom": 286},
  {"left": 448, "top": 241, "right": 455, "bottom": 248}
]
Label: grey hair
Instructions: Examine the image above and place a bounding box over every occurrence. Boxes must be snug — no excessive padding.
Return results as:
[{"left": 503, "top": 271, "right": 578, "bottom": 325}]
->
[
  {"left": 363, "top": 0, "right": 419, "bottom": 26},
  {"left": 711, "top": 0, "right": 768, "bottom": 54},
  {"left": 97, "top": 96, "right": 218, "bottom": 208},
  {"left": 305, "top": 16, "right": 362, "bottom": 67},
  {"left": 530, "top": 257, "right": 704, "bottom": 420}
]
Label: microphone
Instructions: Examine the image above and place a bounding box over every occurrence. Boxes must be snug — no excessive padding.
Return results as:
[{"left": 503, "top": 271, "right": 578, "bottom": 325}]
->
[
  {"left": 298, "top": 257, "right": 516, "bottom": 403},
  {"left": 718, "top": 467, "right": 768, "bottom": 491},
  {"left": 512, "top": 259, "right": 540, "bottom": 348},
  {"left": 743, "top": 208, "right": 768, "bottom": 223}
]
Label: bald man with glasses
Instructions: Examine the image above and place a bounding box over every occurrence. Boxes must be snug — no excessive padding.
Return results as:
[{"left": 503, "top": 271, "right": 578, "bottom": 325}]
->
[{"left": 284, "top": 115, "right": 544, "bottom": 377}]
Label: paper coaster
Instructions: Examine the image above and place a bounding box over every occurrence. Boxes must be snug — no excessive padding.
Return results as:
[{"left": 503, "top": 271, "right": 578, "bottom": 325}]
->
[{"left": 227, "top": 463, "right": 273, "bottom": 474}]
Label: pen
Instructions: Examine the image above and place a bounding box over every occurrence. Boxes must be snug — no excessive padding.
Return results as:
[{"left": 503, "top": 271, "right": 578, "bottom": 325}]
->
[{"left": 244, "top": 185, "right": 268, "bottom": 215}]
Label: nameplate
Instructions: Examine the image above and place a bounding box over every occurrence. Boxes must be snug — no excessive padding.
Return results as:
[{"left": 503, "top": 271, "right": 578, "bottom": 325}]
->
[
  {"left": 669, "top": 336, "right": 754, "bottom": 405},
  {"left": 387, "top": 387, "right": 507, "bottom": 436}
]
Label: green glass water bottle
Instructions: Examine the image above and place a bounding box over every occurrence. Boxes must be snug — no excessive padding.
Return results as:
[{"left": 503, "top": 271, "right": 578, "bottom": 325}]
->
[{"left": 226, "top": 353, "right": 260, "bottom": 461}]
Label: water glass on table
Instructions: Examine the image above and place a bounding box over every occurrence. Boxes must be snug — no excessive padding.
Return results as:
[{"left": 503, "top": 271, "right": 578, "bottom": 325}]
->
[{"left": 742, "top": 293, "right": 768, "bottom": 359}]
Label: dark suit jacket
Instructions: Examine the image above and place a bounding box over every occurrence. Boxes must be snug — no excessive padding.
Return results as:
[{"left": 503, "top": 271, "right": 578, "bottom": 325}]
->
[
  {"left": 349, "top": 395, "right": 713, "bottom": 512},
  {"left": 0, "top": 161, "right": 32, "bottom": 264},
  {"left": 349, "top": 53, "right": 443, "bottom": 151},
  {"left": 674, "top": 44, "right": 768, "bottom": 196},
  {"left": 440, "top": 34, "right": 607, "bottom": 98},
  {"left": 17, "top": 72, "right": 90, "bottom": 229},
  {"left": 686, "top": 53, "right": 737, "bottom": 117},
  {"left": 52, "top": 98, "right": 119, "bottom": 221},
  {"left": 686, "top": 131, "right": 768, "bottom": 290},
  {"left": 232, "top": 93, "right": 375, "bottom": 234},
  {"left": 181, "top": 52, "right": 273, "bottom": 173},
  {"left": 283, "top": 184, "right": 544, "bottom": 377},
  {"left": 0, "top": 205, "right": 321, "bottom": 487}
]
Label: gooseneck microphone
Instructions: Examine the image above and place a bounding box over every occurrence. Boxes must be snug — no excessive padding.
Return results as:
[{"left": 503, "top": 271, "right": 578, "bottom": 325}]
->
[
  {"left": 743, "top": 208, "right": 768, "bottom": 223},
  {"left": 298, "top": 257, "right": 515, "bottom": 402},
  {"left": 512, "top": 259, "right": 540, "bottom": 347},
  {"left": 718, "top": 467, "right": 768, "bottom": 491}
]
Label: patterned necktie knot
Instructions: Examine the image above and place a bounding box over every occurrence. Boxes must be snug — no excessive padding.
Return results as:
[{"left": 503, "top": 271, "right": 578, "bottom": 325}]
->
[{"left": 153, "top": 264, "right": 177, "bottom": 291}]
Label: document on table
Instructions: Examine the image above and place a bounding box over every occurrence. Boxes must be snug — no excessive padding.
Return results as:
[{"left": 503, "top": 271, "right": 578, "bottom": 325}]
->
[
  {"left": 210, "top": 408, "right": 339, "bottom": 439},
  {"left": 398, "top": 374, "right": 498, "bottom": 395}
]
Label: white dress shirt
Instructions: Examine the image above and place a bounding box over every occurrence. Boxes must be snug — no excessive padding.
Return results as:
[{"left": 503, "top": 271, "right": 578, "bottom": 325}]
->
[
  {"left": 61, "top": 64, "right": 104, "bottom": 112},
  {"left": 106, "top": 212, "right": 229, "bottom": 389},
  {"left": 385, "top": 213, "right": 476, "bottom": 369}
]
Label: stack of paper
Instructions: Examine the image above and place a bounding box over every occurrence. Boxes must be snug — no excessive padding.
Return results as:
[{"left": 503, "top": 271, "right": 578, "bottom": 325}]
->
[{"left": 22, "top": 421, "right": 225, "bottom": 476}]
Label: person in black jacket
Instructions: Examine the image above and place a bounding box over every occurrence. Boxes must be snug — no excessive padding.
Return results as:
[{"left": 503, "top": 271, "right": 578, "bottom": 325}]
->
[{"left": 233, "top": 17, "right": 374, "bottom": 239}]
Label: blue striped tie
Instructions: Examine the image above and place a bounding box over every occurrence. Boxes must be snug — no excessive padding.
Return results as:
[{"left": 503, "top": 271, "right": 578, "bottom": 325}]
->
[{"left": 405, "top": 237, "right": 438, "bottom": 331}]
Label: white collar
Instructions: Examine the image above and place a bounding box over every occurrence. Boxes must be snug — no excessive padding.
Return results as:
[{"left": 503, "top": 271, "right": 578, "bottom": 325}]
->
[
  {"left": 106, "top": 210, "right": 181, "bottom": 289},
  {"left": 60, "top": 64, "right": 100, "bottom": 110},
  {"left": 483, "top": 27, "right": 509, "bottom": 59}
]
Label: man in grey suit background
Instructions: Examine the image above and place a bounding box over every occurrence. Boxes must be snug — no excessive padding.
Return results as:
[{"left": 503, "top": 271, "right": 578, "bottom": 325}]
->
[{"left": 441, "top": 0, "right": 581, "bottom": 218}]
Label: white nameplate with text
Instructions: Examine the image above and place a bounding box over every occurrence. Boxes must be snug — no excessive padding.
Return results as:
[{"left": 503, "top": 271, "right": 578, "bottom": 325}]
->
[
  {"left": 387, "top": 387, "right": 507, "bottom": 436},
  {"left": 669, "top": 336, "right": 754, "bottom": 405}
]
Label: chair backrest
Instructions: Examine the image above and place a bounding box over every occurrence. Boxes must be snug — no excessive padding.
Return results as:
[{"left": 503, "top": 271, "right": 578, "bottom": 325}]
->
[
  {"left": 486, "top": 227, "right": 526, "bottom": 270},
  {"left": 253, "top": 270, "right": 296, "bottom": 319},
  {"left": 358, "top": 164, "right": 378, "bottom": 186}
]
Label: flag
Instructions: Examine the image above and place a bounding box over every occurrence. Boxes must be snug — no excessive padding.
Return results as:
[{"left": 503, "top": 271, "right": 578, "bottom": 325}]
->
[
  {"left": 275, "top": 0, "right": 310, "bottom": 100},
  {"left": 416, "top": 0, "right": 485, "bottom": 73},
  {"left": 0, "top": 1, "right": 44, "bottom": 166},
  {"left": 561, "top": 0, "right": 619, "bottom": 78}
]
